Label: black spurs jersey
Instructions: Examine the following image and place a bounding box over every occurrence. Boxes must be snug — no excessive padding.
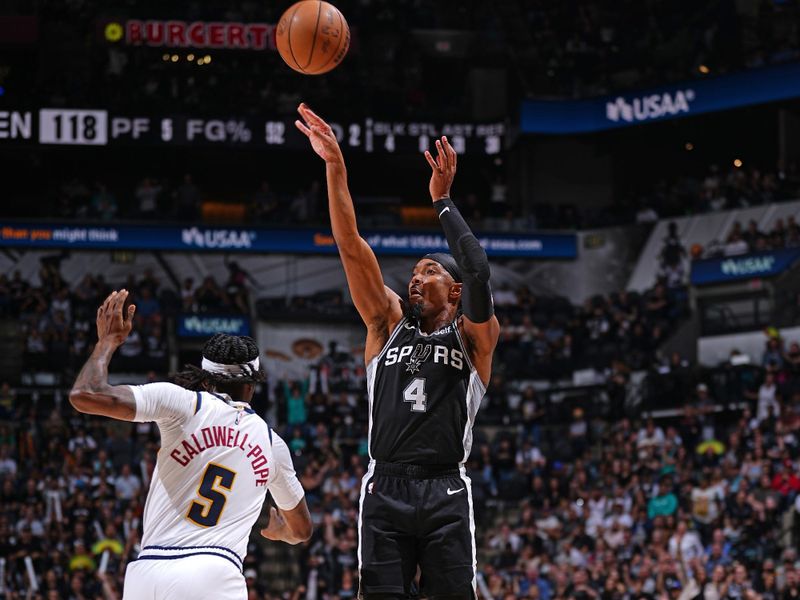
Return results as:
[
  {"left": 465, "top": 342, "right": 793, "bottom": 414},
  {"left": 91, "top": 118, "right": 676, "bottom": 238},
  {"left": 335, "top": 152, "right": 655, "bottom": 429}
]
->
[{"left": 367, "top": 316, "right": 486, "bottom": 465}]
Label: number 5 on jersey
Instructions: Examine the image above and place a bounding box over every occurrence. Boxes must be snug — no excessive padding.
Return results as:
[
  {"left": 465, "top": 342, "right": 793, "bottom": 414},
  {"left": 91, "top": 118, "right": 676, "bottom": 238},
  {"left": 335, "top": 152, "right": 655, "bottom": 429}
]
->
[
  {"left": 187, "top": 463, "right": 236, "bottom": 527},
  {"left": 403, "top": 378, "right": 427, "bottom": 412}
]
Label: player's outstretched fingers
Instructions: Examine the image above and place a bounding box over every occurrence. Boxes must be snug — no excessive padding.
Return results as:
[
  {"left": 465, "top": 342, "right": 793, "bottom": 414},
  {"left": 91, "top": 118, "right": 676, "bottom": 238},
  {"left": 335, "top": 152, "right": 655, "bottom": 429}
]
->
[
  {"left": 443, "top": 136, "right": 457, "bottom": 169},
  {"left": 298, "top": 103, "right": 325, "bottom": 126},
  {"left": 295, "top": 119, "right": 311, "bottom": 136},
  {"left": 436, "top": 138, "right": 449, "bottom": 170},
  {"left": 113, "top": 289, "right": 128, "bottom": 315},
  {"left": 424, "top": 150, "right": 440, "bottom": 172},
  {"left": 102, "top": 290, "right": 116, "bottom": 307}
]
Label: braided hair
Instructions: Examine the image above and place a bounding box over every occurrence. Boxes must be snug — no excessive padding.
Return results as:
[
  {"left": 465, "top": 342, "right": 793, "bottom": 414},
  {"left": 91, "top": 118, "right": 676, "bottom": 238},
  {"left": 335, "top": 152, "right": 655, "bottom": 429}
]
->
[{"left": 174, "top": 333, "right": 266, "bottom": 395}]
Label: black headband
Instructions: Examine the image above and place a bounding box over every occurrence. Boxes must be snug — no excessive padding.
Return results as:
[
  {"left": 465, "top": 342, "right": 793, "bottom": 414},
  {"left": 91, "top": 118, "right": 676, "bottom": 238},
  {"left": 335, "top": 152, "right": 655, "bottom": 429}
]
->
[{"left": 423, "top": 253, "right": 462, "bottom": 283}]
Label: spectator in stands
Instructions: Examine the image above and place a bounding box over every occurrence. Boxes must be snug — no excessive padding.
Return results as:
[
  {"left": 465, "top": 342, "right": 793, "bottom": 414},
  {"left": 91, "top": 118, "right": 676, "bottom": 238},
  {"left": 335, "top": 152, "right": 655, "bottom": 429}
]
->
[
  {"left": 91, "top": 182, "right": 118, "bottom": 220},
  {"left": 225, "top": 261, "right": 254, "bottom": 314},
  {"left": 763, "top": 337, "right": 785, "bottom": 369},
  {"left": 134, "top": 177, "right": 161, "bottom": 218},
  {"left": 114, "top": 464, "right": 141, "bottom": 502},
  {"left": 180, "top": 277, "right": 197, "bottom": 312},
  {"left": 252, "top": 180, "right": 278, "bottom": 222},
  {"left": 174, "top": 174, "right": 202, "bottom": 220},
  {"left": 133, "top": 287, "right": 161, "bottom": 329},
  {"left": 144, "top": 324, "right": 166, "bottom": 361},
  {"left": 743, "top": 220, "right": 766, "bottom": 251},
  {"left": 787, "top": 217, "right": 800, "bottom": 248},
  {"left": 659, "top": 222, "right": 687, "bottom": 286},
  {"left": 753, "top": 371, "right": 781, "bottom": 424},
  {"left": 195, "top": 276, "right": 228, "bottom": 312},
  {"left": 648, "top": 474, "right": 679, "bottom": 518},
  {"left": 724, "top": 230, "right": 750, "bottom": 256},
  {"left": 117, "top": 322, "right": 143, "bottom": 368},
  {"left": 283, "top": 379, "right": 309, "bottom": 429}
]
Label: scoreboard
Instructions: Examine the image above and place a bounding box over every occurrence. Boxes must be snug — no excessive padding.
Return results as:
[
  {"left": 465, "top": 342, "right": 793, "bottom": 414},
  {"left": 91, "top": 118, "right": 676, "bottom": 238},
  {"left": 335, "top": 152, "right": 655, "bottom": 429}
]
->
[{"left": 0, "top": 108, "right": 505, "bottom": 155}]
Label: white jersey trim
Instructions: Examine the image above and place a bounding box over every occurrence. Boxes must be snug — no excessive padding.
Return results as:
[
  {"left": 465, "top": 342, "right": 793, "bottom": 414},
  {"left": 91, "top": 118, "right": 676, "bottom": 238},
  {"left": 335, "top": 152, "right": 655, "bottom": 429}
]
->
[
  {"left": 454, "top": 321, "right": 486, "bottom": 464},
  {"left": 459, "top": 466, "right": 478, "bottom": 594},
  {"left": 357, "top": 460, "right": 376, "bottom": 598},
  {"left": 461, "top": 370, "right": 485, "bottom": 464}
]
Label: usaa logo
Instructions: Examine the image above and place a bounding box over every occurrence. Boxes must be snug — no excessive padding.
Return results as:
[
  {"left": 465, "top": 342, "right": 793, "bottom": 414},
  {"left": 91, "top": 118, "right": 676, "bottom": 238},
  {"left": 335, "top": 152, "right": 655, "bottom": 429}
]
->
[
  {"left": 606, "top": 89, "right": 695, "bottom": 123},
  {"left": 181, "top": 227, "right": 256, "bottom": 249}
]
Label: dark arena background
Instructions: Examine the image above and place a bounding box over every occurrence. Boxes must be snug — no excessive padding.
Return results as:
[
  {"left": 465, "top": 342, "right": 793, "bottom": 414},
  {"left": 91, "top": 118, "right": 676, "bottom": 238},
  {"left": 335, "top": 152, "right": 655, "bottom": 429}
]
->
[{"left": 3, "top": 0, "right": 800, "bottom": 598}]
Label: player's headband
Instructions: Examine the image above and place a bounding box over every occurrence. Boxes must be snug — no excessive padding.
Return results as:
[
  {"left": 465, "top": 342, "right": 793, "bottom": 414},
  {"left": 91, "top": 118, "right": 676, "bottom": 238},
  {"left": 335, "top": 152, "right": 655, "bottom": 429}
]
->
[
  {"left": 422, "top": 253, "right": 462, "bottom": 283},
  {"left": 201, "top": 356, "right": 260, "bottom": 377}
]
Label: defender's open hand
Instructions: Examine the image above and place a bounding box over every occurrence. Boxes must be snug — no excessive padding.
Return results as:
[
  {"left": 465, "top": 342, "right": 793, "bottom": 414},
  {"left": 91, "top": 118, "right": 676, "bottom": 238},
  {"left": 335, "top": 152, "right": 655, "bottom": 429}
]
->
[{"left": 96, "top": 289, "right": 136, "bottom": 347}]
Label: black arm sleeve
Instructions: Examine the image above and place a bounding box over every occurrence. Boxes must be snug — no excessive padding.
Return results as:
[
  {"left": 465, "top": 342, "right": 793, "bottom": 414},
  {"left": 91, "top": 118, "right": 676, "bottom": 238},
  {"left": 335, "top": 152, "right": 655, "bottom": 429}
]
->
[{"left": 433, "top": 197, "right": 494, "bottom": 323}]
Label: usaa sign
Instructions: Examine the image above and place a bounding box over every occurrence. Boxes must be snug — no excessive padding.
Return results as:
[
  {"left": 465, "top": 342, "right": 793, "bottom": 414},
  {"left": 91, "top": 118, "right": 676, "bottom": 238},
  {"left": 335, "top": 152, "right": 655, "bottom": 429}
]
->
[{"left": 178, "top": 315, "right": 251, "bottom": 337}]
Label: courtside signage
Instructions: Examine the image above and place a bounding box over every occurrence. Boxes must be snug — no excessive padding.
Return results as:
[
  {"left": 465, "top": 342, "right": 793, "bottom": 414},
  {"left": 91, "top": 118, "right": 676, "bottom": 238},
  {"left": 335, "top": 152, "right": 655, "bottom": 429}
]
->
[
  {"left": 0, "top": 223, "right": 576, "bottom": 258},
  {"left": 521, "top": 63, "right": 800, "bottom": 134}
]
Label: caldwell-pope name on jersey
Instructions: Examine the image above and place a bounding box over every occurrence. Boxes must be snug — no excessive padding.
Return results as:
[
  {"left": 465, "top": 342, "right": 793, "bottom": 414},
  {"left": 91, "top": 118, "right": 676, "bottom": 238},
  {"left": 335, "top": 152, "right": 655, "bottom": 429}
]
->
[
  {"left": 170, "top": 425, "right": 270, "bottom": 485},
  {"left": 384, "top": 342, "right": 465, "bottom": 372}
]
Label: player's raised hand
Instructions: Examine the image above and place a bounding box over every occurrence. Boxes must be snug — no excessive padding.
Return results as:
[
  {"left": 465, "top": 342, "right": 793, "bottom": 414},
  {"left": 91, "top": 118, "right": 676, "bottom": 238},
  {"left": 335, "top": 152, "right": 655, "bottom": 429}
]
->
[
  {"left": 96, "top": 289, "right": 136, "bottom": 347},
  {"left": 424, "top": 136, "right": 457, "bottom": 201},
  {"left": 295, "top": 103, "right": 343, "bottom": 164}
]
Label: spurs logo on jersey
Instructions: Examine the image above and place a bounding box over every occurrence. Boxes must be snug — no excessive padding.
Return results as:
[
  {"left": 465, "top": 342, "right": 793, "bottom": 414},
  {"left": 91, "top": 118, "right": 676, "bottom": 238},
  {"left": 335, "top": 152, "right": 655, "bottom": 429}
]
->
[
  {"left": 405, "top": 344, "right": 431, "bottom": 374},
  {"left": 384, "top": 343, "right": 465, "bottom": 372},
  {"left": 367, "top": 317, "right": 486, "bottom": 465}
]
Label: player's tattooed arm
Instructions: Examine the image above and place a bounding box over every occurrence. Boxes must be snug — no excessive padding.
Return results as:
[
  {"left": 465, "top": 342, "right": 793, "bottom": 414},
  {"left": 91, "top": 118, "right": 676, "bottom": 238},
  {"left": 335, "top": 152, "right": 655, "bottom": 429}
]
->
[{"left": 70, "top": 289, "right": 138, "bottom": 421}]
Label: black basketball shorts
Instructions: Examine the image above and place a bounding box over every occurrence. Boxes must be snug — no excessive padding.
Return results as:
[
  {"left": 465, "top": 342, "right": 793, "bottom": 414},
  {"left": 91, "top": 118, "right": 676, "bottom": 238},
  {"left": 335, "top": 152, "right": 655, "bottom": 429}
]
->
[{"left": 357, "top": 461, "right": 477, "bottom": 598}]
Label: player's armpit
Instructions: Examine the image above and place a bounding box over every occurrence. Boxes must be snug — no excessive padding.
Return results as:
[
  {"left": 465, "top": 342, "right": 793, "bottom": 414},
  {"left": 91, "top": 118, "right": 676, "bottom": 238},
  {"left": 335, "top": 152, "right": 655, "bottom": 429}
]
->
[{"left": 460, "top": 315, "right": 500, "bottom": 386}]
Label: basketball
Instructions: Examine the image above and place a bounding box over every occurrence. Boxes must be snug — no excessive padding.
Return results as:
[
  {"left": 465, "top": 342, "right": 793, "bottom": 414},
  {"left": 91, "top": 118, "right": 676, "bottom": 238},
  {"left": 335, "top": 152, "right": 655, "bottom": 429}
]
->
[{"left": 276, "top": 1, "right": 350, "bottom": 75}]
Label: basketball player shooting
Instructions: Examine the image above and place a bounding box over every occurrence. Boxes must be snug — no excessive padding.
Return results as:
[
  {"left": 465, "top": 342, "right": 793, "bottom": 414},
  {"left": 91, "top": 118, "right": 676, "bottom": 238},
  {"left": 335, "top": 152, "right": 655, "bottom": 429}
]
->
[
  {"left": 69, "top": 290, "right": 312, "bottom": 600},
  {"left": 296, "top": 103, "right": 499, "bottom": 599}
]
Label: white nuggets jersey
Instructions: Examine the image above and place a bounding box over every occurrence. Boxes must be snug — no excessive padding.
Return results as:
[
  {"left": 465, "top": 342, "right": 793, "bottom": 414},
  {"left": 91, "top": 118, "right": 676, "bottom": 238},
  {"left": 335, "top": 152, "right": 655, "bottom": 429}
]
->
[{"left": 126, "top": 382, "right": 303, "bottom": 575}]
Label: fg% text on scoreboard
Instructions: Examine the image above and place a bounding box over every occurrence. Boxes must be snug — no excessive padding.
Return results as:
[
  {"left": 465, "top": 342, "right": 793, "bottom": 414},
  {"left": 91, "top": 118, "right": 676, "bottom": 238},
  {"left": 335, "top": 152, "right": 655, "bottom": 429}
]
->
[{"left": 0, "top": 109, "right": 504, "bottom": 155}]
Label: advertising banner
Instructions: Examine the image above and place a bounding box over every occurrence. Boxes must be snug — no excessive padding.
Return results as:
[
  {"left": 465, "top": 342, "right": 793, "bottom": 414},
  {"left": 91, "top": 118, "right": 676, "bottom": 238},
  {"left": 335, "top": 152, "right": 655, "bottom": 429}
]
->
[
  {"left": 177, "top": 314, "right": 251, "bottom": 337},
  {"left": 0, "top": 222, "right": 577, "bottom": 258},
  {"left": 520, "top": 63, "right": 800, "bottom": 134},
  {"left": 690, "top": 248, "right": 800, "bottom": 285}
]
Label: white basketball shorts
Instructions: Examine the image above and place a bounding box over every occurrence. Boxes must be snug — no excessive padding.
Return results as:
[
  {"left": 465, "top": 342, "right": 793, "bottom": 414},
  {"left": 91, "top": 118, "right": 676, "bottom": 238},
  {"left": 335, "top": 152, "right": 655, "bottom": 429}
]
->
[{"left": 123, "top": 551, "right": 247, "bottom": 600}]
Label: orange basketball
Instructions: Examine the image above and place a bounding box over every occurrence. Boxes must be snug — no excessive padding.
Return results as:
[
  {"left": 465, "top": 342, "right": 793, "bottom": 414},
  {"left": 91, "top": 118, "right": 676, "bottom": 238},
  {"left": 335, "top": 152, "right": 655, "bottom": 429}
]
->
[{"left": 275, "top": 1, "right": 350, "bottom": 75}]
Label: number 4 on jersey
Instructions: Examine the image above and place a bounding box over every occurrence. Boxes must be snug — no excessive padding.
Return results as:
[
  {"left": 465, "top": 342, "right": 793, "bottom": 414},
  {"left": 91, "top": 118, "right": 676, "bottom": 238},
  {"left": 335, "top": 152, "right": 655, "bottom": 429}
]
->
[
  {"left": 187, "top": 463, "right": 236, "bottom": 527},
  {"left": 403, "top": 378, "right": 427, "bottom": 412}
]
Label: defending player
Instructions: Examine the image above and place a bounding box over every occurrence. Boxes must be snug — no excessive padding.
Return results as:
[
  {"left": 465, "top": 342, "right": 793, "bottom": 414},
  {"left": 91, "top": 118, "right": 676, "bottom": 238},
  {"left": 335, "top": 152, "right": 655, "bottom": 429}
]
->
[
  {"left": 69, "top": 290, "right": 312, "bottom": 600},
  {"left": 296, "top": 103, "right": 499, "bottom": 599}
]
